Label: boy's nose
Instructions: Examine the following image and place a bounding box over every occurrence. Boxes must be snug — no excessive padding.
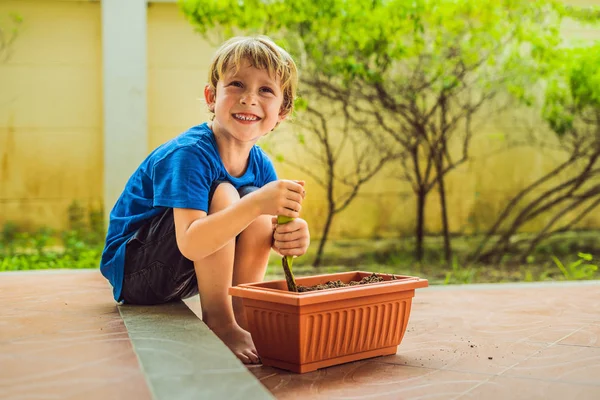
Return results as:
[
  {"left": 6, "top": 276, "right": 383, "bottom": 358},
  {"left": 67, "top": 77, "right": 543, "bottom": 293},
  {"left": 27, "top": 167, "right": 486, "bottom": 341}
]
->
[{"left": 240, "top": 92, "right": 257, "bottom": 105}]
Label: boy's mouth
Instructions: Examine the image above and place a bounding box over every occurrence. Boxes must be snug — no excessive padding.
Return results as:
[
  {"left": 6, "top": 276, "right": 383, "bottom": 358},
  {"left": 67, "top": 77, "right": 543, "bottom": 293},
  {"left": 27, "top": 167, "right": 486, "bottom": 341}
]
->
[{"left": 233, "top": 113, "right": 261, "bottom": 122}]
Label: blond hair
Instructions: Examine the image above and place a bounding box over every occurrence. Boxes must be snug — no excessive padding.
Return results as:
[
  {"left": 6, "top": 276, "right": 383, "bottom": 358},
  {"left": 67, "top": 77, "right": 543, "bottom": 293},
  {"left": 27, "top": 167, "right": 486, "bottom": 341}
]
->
[{"left": 207, "top": 36, "right": 298, "bottom": 118}]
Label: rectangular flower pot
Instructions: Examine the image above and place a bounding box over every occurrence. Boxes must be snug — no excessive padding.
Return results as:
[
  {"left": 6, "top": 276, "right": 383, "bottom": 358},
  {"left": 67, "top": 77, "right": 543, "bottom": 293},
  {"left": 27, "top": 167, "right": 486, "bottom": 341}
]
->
[{"left": 229, "top": 271, "right": 428, "bottom": 373}]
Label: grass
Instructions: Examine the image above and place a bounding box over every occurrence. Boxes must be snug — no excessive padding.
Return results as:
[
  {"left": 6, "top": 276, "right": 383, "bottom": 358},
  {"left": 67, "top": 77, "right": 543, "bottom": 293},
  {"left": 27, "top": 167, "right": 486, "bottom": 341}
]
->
[
  {"left": 1, "top": 226, "right": 599, "bottom": 285},
  {"left": 0, "top": 229, "right": 103, "bottom": 271},
  {"left": 265, "top": 257, "right": 597, "bottom": 285},
  {"left": 265, "top": 230, "right": 600, "bottom": 284}
]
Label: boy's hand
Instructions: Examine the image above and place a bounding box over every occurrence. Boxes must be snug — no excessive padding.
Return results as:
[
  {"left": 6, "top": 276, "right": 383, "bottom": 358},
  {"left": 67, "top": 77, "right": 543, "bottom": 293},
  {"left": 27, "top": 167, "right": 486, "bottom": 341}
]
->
[
  {"left": 256, "top": 180, "right": 305, "bottom": 218},
  {"left": 271, "top": 217, "right": 310, "bottom": 257}
]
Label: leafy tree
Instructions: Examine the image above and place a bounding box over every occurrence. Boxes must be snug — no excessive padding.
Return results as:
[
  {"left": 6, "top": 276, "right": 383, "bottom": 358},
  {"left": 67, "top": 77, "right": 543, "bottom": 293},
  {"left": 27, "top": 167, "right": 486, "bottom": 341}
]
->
[
  {"left": 182, "top": 0, "right": 407, "bottom": 265},
  {"left": 293, "top": 0, "right": 567, "bottom": 265},
  {"left": 267, "top": 86, "right": 397, "bottom": 266},
  {"left": 181, "top": 0, "right": 598, "bottom": 265},
  {"left": 470, "top": 43, "right": 600, "bottom": 264}
]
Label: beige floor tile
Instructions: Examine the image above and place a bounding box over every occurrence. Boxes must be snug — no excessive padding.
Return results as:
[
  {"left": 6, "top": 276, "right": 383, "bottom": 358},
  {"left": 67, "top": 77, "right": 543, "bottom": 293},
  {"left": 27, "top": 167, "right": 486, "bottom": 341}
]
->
[
  {"left": 0, "top": 272, "right": 152, "bottom": 400},
  {"left": 559, "top": 322, "right": 600, "bottom": 347},
  {"left": 3, "top": 272, "right": 600, "bottom": 400},
  {"left": 459, "top": 375, "right": 600, "bottom": 400},
  {"left": 252, "top": 361, "right": 488, "bottom": 400},
  {"left": 386, "top": 339, "right": 547, "bottom": 375},
  {"left": 501, "top": 344, "right": 600, "bottom": 384}
]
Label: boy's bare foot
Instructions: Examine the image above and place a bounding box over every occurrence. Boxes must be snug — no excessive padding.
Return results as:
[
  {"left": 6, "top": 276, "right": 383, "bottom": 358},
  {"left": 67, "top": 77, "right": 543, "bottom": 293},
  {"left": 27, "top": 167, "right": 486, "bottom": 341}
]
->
[
  {"left": 207, "top": 322, "right": 260, "bottom": 364},
  {"left": 233, "top": 299, "right": 249, "bottom": 331}
]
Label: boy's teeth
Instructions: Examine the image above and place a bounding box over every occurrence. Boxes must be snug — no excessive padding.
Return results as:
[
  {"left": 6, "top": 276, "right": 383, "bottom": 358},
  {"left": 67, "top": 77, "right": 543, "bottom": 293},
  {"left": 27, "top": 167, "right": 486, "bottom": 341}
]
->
[{"left": 235, "top": 114, "right": 258, "bottom": 121}]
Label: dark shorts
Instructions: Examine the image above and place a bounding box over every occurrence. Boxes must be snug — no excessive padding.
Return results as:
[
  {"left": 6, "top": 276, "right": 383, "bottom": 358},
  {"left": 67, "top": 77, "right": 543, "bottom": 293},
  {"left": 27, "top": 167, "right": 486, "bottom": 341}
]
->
[{"left": 120, "top": 184, "right": 259, "bottom": 305}]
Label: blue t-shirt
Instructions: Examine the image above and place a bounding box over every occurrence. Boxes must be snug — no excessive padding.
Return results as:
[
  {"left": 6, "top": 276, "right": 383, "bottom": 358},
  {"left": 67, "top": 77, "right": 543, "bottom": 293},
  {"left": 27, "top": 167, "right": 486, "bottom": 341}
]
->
[{"left": 100, "top": 123, "right": 278, "bottom": 301}]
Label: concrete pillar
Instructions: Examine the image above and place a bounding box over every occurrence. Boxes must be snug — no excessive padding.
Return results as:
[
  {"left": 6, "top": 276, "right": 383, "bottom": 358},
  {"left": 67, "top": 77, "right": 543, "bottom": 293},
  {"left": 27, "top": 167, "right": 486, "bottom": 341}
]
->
[{"left": 101, "top": 0, "right": 147, "bottom": 223}]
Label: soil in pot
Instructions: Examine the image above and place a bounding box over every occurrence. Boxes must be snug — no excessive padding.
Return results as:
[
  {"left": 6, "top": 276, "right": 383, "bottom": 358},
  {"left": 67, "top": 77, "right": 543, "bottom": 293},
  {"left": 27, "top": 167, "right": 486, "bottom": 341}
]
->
[{"left": 296, "top": 272, "right": 399, "bottom": 292}]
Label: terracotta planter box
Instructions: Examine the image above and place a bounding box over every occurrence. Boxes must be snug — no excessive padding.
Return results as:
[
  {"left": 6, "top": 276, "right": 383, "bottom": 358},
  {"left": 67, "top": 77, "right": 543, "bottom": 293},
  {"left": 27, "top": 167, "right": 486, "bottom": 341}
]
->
[{"left": 229, "top": 271, "right": 428, "bottom": 373}]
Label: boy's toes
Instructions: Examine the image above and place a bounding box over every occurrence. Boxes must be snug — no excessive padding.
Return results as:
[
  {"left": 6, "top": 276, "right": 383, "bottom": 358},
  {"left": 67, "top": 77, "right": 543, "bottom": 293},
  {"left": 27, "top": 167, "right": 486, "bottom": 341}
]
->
[
  {"left": 243, "top": 349, "right": 260, "bottom": 364},
  {"left": 236, "top": 352, "right": 252, "bottom": 364}
]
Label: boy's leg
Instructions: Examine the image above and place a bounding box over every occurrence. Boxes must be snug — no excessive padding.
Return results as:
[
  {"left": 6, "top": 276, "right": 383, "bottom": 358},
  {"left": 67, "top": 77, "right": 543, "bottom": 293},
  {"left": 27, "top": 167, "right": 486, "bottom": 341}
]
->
[
  {"left": 120, "top": 209, "right": 198, "bottom": 306},
  {"left": 231, "top": 187, "right": 273, "bottom": 330},
  {"left": 193, "top": 182, "right": 261, "bottom": 364}
]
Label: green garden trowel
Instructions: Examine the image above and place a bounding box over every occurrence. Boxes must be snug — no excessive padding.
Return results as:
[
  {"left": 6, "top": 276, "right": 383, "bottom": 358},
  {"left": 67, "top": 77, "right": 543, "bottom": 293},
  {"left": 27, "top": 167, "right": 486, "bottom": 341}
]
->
[{"left": 277, "top": 215, "right": 298, "bottom": 292}]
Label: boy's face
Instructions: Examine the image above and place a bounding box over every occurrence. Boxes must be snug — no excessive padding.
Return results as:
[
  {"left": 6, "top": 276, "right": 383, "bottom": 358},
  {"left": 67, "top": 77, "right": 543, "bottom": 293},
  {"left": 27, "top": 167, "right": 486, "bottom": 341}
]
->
[{"left": 205, "top": 61, "right": 287, "bottom": 143}]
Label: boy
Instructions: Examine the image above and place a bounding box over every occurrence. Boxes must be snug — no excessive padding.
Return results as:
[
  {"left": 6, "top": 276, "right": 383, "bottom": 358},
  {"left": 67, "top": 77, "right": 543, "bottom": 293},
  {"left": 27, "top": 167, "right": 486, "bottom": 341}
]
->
[{"left": 100, "top": 36, "right": 309, "bottom": 365}]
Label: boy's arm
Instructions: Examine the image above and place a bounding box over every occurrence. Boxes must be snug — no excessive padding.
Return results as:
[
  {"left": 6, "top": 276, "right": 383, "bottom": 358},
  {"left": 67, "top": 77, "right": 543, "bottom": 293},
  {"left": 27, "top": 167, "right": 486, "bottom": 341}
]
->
[
  {"left": 174, "top": 180, "right": 304, "bottom": 261},
  {"left": 173, "top": 193, "right": 261, "bottom": 261}
]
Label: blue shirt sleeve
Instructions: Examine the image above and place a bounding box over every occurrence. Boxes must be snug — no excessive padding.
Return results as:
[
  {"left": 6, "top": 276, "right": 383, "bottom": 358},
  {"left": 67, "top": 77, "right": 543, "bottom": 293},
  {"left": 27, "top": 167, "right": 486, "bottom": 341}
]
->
[
  {"left": 151, "top": 147, "right": 215, "bottom": 212},
  {"left": 257, "top": 147, "right": 278, "bottom": 186}
]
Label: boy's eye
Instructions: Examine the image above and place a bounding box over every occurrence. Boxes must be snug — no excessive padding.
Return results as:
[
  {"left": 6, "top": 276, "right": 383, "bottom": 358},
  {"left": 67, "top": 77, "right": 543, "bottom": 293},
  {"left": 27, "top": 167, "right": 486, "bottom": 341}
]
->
[
  {"left": 260, "top": 87, "right": 274, "bottom": 94},
  {"left": 229, "top": 81, "right": 243, "bottom": 87}
]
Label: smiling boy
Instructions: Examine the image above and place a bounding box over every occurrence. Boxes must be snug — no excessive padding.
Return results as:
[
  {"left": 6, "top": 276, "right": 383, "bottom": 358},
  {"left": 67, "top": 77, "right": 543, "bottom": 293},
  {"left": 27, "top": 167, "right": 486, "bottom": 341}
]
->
[{"left": 100, "top": 36, "right": 309, "bottom": 364}]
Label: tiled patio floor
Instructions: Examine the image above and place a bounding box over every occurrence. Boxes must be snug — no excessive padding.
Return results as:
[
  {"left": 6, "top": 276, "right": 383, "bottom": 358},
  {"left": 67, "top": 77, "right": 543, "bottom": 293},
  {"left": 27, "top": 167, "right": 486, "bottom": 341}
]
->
[
  {"left": 0, "top": 270, "right": 152, "bottom": 400},
  {"left": 1, "top": 270, "right": 599, "bottom": 399}
]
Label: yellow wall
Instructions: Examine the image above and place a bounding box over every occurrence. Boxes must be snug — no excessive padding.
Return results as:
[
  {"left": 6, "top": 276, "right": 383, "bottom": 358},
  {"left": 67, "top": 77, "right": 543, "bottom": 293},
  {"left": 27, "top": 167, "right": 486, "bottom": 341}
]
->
[
  {"left": 0, "top": 0, "right": 102, "bottom": 230},
  {"left": 147, "top": 3, "right": 215, "bottom": 150},
  {"left": 0, "top": 0, "right": 599, "bottom": 239}
]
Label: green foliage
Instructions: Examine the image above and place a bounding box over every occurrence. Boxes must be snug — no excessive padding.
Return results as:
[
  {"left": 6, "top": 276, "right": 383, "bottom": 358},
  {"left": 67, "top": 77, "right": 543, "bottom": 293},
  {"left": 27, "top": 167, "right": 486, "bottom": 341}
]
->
[
  {"left": 551, "top": 252, "right": 598, "bottom": 280},
  {"left": 181, "top": 0, "right": 568, "bottom": 102},
  {"left": 181, "top": 0, "right": 600, "bottom": 270},
  {"left": 543, "top": 43, "right": 600, "bottom": 136},
  {"left": 1, "top": 221, "right": 19, "bottom": 241},
  {"left": 264, "top": 232, "right": 600, "bottom": 284},
  {"left": 561, "top": 5, "right": 600, "bottom": 24},
  {"left": 0, "top": 12, "right": 23, "bottom": 62},
  {"left": 66, "top": 200, "right": 106, "bottom": 245},
  {"left": 262, "top": 233, "right": 598, "bottom": 284},
  {"left": 293, "top": 96, "right": 308, "bottom": 112},
  {"left": 0, "top": 229, "right": 102, "bottom": 271},
  {"left": 181, "top": 0, "right": 415, "bottom": 82},
  {"left": 68, "top": 200, "right": 87, "bottom": 232},
  {"left": 0, "top": 201, "right": 105, "bottom": 271},
  {"left": 443, "top": 255, "right": 476, "bottom": 284}
]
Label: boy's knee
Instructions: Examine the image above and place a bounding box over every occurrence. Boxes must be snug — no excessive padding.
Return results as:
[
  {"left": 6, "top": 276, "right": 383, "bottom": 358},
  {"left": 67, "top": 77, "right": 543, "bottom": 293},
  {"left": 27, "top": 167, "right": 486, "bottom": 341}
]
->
[
  {"left": 248, "top": 214, "right": 272, "bottom": 232},
  {"left": 209, "top": 182, "right": 240, "bottom": 213},
  {"left": 241, "top": 214, "right": 273, "bottom": 245}
]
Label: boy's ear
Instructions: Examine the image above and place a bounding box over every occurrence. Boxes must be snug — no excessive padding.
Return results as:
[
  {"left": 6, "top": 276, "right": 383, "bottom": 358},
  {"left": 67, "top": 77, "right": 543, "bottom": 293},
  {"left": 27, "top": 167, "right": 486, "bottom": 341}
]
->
[
  {"left": 204, "top": 85, "right": 216, "bottom": 112},
  {"left": 278, "top": 110, "right": 289, "bottom": 122}
]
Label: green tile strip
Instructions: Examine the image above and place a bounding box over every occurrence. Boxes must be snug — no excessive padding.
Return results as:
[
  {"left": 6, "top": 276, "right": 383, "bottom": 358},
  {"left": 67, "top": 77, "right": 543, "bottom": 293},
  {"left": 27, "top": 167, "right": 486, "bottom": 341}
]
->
[{"left": 119, "top": 301, "right": 274, "bottom": 400}]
